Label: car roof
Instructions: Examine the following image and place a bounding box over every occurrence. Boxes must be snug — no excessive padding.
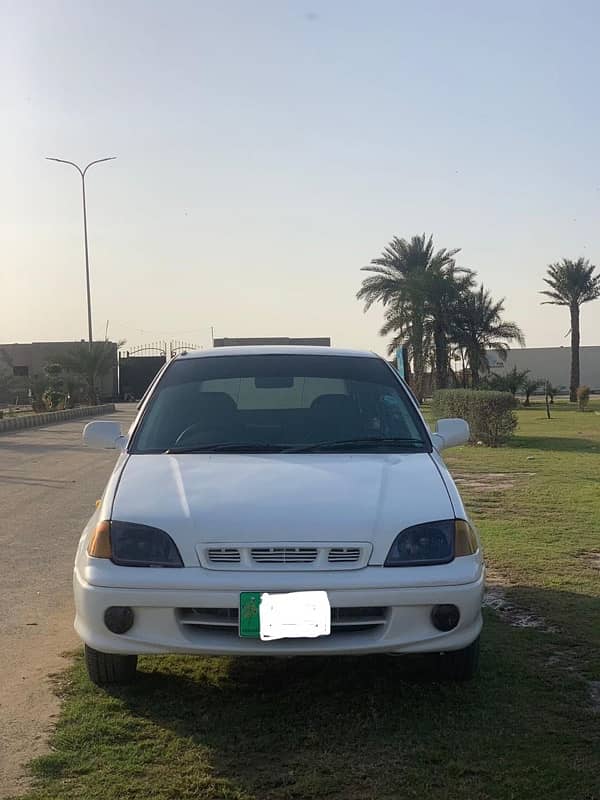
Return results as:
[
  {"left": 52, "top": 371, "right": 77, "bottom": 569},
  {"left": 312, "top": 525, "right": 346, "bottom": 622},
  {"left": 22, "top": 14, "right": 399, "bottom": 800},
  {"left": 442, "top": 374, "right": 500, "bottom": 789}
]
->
[{"left": 178, "top": 345, "right": 379, "bottom": 359}]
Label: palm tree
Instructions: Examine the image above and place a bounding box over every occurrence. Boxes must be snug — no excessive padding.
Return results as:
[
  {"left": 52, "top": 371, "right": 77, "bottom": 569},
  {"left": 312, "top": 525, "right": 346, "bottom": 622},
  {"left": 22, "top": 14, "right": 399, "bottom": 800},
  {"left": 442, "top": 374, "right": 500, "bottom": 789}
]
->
[
  {"left": 425, "top": 267, "right": 475, "bottom": 389},
  {"left": 55, "top": 341, "right": 122, "bottom": 404},
  {"left": 540, "top": 258, "right": 600, "bottom": 401},
  {"left": 357, "top": 234, "right": 469, "bottom": 396},
  {"left": 378, "top": 304, "right": 434, "bottom": 385},
  {"left": 451, "top": 286, "right": 525, "bottom": 387},
  {"left": 522, "top": 377, "right": 543, "bottom": 406},
  {"left": 487, "top": 366, "right": 530, "bottom": 396}
]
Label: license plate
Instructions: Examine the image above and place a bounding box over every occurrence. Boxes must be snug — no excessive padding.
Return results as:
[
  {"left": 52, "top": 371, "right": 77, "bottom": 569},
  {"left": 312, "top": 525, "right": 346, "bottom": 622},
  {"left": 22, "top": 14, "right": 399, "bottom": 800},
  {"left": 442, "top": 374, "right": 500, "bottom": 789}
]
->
[{"left": 239, "top": 591, "right": 331, "bottom": 640}]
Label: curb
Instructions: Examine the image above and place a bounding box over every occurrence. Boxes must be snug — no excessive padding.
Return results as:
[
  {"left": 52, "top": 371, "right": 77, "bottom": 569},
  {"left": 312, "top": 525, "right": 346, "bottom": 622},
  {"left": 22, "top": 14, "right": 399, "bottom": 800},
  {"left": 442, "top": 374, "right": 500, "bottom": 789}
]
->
[{"left": 0, "top": 403, "right": 116, "bottom": 434}]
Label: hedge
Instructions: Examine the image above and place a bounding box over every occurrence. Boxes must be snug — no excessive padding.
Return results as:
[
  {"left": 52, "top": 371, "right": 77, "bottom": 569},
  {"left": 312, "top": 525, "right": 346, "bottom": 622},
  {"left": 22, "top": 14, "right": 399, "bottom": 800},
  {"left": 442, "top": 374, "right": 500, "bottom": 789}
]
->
[{"left": 432, "top": 389, "right": 518, "bottom": 447}]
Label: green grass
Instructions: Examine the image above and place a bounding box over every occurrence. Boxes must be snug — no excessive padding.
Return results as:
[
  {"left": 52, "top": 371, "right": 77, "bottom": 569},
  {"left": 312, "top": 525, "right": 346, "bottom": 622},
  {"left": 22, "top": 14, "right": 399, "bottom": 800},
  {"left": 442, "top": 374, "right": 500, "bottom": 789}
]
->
[{"left": 18, "top": 401, "right": 600, "bottom": 800}]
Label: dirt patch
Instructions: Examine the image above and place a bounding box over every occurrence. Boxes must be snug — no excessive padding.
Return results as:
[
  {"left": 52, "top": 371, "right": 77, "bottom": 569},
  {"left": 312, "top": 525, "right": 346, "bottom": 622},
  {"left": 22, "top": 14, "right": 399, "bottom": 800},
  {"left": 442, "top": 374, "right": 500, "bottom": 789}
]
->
[
  {"left": 0, "top": 606, "right": 77, "bottom": 798},
  {"left": 484, "top": 568, "right": 557, "bottom": 633},
  {"left": 452, "top": 472, "right": 536, "bottom": 516},
  {"left": 545, "top": 651, "right": 600, "bottom": 715},
  {"left": 453, "top": 472, "right": 536, "bottom": 493},
  {"left": 577, "top": 551, "right": 600, "bottom": 571},
  {"left": 485, "top": 568, "right": 599, "bottom": 714},
  {"left": 588, "top": 682, "right": 600, "bottom": 714}
]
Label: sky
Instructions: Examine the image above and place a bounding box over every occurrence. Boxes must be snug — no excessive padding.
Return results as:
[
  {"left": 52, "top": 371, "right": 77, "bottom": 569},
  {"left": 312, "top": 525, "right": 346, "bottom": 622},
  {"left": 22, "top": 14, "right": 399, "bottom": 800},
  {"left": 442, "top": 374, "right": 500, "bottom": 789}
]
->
[{"left": 2, "top": 0, "right": 600, "bottom": 357}]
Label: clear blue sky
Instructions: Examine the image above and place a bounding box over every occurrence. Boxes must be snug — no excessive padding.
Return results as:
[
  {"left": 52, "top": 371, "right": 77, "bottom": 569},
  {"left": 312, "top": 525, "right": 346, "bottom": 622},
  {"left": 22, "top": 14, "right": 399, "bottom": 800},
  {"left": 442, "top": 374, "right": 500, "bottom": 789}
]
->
[{"left": 3, "top": 0, "right": 600, "bottom": 354}]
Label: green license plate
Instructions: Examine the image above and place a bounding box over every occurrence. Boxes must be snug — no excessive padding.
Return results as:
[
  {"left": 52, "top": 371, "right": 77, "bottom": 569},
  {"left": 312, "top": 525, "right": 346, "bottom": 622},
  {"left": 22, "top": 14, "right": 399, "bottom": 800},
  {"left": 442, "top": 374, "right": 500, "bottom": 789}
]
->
[{"left": 239, "top": 592, "right": 262, "bottom": 638}]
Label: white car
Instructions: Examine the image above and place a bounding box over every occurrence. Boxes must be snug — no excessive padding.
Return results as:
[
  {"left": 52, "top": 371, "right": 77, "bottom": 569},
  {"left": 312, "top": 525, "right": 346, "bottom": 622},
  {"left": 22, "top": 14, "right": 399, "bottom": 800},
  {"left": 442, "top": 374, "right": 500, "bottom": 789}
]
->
[{"left": 75, "top": 346, "right": 484, "bottom": 685}]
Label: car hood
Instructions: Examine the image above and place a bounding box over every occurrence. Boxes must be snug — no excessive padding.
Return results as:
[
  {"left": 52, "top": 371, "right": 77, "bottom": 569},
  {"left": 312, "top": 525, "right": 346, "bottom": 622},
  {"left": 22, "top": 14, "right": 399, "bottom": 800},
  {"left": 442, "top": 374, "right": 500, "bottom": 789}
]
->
[{"left": 111, "top": 453, "right": 455, "bottom": 566}]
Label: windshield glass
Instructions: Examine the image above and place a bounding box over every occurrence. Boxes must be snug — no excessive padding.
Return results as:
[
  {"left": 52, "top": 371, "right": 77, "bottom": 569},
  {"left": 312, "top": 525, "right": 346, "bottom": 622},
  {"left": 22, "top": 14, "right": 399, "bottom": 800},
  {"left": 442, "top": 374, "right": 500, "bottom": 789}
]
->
[{"left": 131, "top": 354, "right": 429, "bottom": 453}]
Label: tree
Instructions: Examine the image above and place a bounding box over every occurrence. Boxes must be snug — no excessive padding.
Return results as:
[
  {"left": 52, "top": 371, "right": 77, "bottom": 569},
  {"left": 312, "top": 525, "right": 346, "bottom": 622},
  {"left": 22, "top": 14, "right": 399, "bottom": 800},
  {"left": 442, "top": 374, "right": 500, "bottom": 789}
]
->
[
  {"left": 377, "top": 304, "right": 434, "bottom": 386},
  {"left": 545, "top": 381, "right": 558, "bottom": 404},
  {"left": 522, "top": 377, "right": 543, "bottom": 406},
  {"left": 425, "top": 268, "right": 475, "bottom": 390},
  {"left": 54, "top": 341, "right": 121, "bottom": 405},
  {"left": 487, "top": 366, "right": 530, "bottom": 396},
  {"left": 540, "top": 258, "right": 600, "bottom": 402},
  {"left": 42, "top": 363, "right": 65, "bottom": 410},
  {"left": 451, "top": 286, "right": 525, "bottom": 387},
  {"left": 357, "top": 234, "right": 471, "bottom": 396}
]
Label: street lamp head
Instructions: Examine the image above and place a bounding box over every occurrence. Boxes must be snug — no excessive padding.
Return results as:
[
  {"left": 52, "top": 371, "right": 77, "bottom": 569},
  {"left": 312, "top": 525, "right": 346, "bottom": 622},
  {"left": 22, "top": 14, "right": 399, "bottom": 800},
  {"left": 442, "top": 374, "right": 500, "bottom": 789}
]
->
[{"left": 45, "top": 156, "right": 117, "bottom": 175}]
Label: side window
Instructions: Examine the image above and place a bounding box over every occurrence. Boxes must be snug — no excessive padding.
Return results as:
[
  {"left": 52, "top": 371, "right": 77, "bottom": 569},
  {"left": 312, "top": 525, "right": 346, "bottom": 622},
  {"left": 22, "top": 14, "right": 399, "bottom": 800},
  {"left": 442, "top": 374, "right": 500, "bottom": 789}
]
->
[{"left": 354, "top": 382, "right": 421, "bottom": 438}]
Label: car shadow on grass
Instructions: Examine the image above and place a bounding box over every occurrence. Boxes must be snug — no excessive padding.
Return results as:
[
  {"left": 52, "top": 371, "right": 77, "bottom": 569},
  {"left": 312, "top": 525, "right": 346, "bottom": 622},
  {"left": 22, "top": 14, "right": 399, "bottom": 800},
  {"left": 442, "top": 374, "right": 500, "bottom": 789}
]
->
[{"left": 92, "top": 603, "right": 599, "bottom": 800}]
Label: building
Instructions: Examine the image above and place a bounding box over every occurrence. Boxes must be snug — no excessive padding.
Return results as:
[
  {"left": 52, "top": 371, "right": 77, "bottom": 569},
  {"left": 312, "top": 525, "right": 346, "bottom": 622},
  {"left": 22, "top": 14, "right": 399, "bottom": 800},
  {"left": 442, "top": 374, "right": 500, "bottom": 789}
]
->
[
  {"left": 0, "top": 340, "right": 118, "bottom": 401},
  {"left": 487, "top": 346, "right": 600, "bottom": 391},
  {"left": 213, "top": 336, "right": 331, "bottom": 347}
]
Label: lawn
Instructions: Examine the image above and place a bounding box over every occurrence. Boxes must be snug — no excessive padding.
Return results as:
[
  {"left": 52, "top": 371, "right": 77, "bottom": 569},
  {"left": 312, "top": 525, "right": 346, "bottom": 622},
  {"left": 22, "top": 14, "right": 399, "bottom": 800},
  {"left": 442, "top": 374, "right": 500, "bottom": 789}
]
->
[{"left": 17, "top": 401, "right": 600, "bottom": 800}]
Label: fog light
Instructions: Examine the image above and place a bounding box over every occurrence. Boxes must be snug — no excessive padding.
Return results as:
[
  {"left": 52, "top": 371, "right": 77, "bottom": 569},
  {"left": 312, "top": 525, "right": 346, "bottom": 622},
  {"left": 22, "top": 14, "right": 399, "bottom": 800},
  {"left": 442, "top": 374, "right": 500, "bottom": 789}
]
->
[
  {"left": 431, "top": 604, "right": 460, "bottom": 632},
  {"left": 104, "top": 606, "right": 134, "bottom": 634}
]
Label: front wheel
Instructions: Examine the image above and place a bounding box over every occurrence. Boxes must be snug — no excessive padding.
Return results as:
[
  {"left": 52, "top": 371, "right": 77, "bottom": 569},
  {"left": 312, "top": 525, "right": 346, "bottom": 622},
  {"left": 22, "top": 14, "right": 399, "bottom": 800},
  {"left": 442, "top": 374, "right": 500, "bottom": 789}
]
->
[
  {"left": 433, "top": 636, "right": 480, "bottom": 682},
  {"left": 84, "top": 644, "right": 138, "bottom": 686}
]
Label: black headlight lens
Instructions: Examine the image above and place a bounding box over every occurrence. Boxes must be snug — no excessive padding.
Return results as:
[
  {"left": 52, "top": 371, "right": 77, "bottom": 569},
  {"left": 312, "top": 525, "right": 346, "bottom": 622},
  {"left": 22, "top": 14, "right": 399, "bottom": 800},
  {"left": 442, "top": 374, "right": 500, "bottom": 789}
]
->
[
  {"left": 384, "top": 520, "right": 454, "bottom": 566},
  {"left": 110, "top": 521, "right": 184, "bottom": 567}
]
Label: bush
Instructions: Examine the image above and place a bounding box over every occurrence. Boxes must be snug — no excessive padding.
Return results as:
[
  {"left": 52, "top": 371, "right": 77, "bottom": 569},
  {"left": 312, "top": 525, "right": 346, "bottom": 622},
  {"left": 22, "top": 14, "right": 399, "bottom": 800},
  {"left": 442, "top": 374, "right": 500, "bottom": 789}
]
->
[
  {"left": 432, "top": 388, "right": 518, "bottom": 447},
  {"left": 42, "top": 388, "right": 64, "bottom": 411},
  {"left": 577, "top": 385, "right": 590, "bottom": 411}
]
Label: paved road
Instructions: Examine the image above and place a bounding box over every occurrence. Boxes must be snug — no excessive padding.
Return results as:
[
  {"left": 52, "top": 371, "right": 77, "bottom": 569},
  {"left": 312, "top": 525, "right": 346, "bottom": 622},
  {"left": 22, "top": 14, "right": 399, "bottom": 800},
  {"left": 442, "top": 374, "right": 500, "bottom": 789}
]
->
[{"left": 0, "top": 405, "right": 137, "bottom": 796}]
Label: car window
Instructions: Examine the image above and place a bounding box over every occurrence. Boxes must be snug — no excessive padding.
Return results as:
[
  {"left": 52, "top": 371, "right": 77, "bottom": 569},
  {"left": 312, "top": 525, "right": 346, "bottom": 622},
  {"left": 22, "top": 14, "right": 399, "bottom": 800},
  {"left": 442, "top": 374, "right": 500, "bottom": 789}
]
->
[
  {"left": 132, "top": 354, "right": 429, "bottom": 453},
  {"left": 198, "top": 376, "right": 347, "bottom": 409}
]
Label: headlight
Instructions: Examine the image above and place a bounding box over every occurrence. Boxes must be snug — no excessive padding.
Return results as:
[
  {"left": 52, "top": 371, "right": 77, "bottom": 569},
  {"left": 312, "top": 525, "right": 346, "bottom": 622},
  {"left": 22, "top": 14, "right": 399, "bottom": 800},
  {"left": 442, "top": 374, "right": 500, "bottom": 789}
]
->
[
  {"left": 88, "top": 520, "right": 184, "bottom": 567},
  {"left": 384, "top": 519, "right": 478, "bottom": 566}
]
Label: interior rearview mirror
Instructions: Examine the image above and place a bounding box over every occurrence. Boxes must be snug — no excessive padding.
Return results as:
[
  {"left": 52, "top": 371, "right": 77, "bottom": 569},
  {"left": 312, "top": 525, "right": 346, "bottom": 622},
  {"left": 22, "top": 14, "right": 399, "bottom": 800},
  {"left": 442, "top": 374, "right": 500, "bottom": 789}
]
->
[
  {"left": 431, "top": 418, "right": 469, "bottom": 450},
  {"left": 83, "top": 420, "right": 127, "bottom": 451}
]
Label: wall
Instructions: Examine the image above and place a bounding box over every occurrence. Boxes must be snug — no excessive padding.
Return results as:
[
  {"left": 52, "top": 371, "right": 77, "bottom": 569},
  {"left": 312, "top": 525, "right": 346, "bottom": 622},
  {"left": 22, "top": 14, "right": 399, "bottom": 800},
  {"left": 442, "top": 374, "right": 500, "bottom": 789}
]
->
[
  {"left": 487, "top": 346, "right": 600, "bottom": 391},
  {"left": 0, "top": 341, "right": 118, "bottom": 400}
]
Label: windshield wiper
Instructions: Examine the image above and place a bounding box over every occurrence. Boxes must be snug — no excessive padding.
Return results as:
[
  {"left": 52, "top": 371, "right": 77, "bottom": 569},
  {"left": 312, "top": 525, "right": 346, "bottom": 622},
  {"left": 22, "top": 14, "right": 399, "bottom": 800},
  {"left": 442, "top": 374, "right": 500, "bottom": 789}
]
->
[
  {"left": 283, "top": 437, "right": 425, "bottom": 453},
  {"left": 167, "top": 442, "right": 285, "bottom": 454}
]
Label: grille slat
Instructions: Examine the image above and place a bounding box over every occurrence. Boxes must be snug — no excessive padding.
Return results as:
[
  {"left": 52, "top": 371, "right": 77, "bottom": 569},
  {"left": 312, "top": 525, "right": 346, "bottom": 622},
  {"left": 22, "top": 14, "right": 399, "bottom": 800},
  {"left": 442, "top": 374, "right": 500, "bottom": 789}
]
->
[
  {"left": 328, "top": 547, "right": 361, "bottom": 562},
  {"left": 251, "top": 547, "right": 318, "bottom": 564},
  {"left": 178, "top": 606, "right": 387, "bottom": 636},
  {"left": 207, "top": 548, "right": 241, "bottom": 564}
]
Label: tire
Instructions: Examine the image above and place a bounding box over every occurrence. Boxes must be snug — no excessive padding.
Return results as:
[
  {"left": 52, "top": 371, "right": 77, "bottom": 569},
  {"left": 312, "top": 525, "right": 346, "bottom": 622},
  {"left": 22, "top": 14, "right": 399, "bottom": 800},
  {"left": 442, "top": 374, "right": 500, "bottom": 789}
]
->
[
  {"left": 84, "top": 644, "right": 138, "bottom": 686},
  {"left": 434, "top": 636, "right": 480, "bottom": 682}
]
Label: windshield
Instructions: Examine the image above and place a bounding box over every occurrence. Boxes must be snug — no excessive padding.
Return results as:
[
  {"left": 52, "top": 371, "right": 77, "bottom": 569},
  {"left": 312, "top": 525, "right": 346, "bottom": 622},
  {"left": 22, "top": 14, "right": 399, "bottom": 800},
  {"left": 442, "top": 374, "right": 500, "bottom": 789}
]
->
[{"left": 131, "top": 354, "right": 430, "bottom": 454}]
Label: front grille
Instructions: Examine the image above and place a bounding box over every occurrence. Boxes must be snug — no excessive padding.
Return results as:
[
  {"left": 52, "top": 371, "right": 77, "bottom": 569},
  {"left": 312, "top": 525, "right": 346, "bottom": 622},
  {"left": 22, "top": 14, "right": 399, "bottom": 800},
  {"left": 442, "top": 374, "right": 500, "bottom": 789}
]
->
[
  {"left": 250, "top": 547, "right": 318, "bottom": 564},
  {"left": 198, "top": 543, "right": 372, "bottom": 570},
  {"left": 177, "top": 606, "right": 387, "bottom": 636}
]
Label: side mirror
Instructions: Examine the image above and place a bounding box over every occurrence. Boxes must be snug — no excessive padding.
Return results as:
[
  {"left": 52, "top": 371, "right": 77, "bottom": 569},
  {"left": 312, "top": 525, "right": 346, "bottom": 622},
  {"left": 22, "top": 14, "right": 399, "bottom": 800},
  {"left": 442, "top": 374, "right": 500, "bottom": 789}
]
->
[
  {"left": 431, "top": 418, "right": 469, "bottom": 450},
  {"left": 83, "top": 420, "right": 127, "bottom": 451}
]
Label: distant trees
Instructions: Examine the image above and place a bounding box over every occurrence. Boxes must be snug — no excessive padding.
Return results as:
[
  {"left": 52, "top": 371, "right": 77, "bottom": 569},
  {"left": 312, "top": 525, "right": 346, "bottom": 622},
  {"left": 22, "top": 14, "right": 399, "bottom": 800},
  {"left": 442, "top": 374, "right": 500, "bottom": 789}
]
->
[
  {"left": 541, "top": 258, "right": 600, "bottom": 402},
  {"left": 487, "top": 366, "right": 531, "bottom": 397},
  {"left": 357, "top": 234, "right": 468, "bottom": 398},
  {"left": 522, "top": 377, "right": 544, "bottom": 406},
  {"left": 358, "top": 234, "right": 524, "bottom": 394},
  {"left": 54, "top": 341, "right": 121, "bottom": 405},
  {"left": 450, "top": 286, "right": 525, "bottom": 388}
]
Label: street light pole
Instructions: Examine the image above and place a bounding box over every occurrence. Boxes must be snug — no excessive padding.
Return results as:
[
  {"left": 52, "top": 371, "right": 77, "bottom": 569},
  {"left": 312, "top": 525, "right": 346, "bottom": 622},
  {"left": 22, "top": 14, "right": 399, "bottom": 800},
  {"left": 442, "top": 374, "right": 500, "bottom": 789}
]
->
[{"left": 46, "top": 157, "right": 116, "bottom": 350}]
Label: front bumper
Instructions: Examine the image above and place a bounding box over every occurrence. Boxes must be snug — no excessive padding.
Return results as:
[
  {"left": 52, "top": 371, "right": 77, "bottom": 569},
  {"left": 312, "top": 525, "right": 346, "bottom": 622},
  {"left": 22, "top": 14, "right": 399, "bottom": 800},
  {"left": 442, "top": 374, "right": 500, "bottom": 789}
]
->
[{"left": 74, "top": 565, "right": 485, "bottom": 656}]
